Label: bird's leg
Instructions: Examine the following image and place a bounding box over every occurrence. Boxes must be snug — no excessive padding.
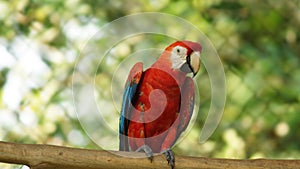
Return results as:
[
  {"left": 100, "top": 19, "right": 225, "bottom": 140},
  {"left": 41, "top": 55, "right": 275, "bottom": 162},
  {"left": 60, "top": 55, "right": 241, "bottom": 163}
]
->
[
  {"left": 162, "top": 148, "right": 175, "bottom": 169},
  {"left": 136, "top": 144, "right": 153, "bottom": 162}
]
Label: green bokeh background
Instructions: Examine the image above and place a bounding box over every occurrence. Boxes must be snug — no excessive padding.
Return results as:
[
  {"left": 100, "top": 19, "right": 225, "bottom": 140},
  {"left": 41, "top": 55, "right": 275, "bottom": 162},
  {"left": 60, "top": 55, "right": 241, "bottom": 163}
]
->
[{"left": 0, "top": 0, "right": 299, "bottom": 168}]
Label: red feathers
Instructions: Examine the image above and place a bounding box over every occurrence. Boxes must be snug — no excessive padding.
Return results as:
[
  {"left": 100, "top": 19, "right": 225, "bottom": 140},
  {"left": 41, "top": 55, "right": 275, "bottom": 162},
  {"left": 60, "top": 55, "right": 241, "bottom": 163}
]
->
[{"left": 119, "top": 41, "right": 201, "bottom": 153}]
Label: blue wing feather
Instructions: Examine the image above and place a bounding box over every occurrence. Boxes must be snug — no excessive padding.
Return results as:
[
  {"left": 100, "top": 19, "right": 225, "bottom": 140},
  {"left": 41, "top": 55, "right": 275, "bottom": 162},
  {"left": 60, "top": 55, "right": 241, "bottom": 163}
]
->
[
  {"left": 119, "top": 63, "right": 143, "bottom": 151},
  {"left": 119, "top": 81, "right": 138, "bottom": 134}
]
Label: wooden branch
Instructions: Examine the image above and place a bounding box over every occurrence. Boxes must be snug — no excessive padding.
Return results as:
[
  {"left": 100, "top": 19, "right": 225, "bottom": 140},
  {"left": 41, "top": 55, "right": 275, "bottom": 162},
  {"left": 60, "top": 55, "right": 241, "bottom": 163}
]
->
[{"left": 0, "top": 141, "right": 300, "bottom": 169}]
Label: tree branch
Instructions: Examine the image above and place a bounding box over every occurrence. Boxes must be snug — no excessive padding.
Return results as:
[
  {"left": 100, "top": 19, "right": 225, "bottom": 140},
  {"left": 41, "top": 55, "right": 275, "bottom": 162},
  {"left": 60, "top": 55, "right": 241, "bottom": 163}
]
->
[{"left": 0, "top": 141, "right": 299, "bottom": 169}]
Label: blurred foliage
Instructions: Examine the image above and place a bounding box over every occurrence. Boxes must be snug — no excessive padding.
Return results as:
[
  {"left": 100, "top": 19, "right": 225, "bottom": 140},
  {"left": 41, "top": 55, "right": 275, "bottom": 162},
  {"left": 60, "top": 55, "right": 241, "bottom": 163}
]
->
[{"left": 0, "top": 0, "right": 300, "bottom": 168}]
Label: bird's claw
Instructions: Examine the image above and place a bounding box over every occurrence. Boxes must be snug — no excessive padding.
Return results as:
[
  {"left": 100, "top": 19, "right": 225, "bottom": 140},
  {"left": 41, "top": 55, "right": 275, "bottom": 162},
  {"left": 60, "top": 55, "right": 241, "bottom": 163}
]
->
[
  {"left": 136, "top": 145, "right": 153, "bottom": 162},
  {"left": 162, "top": 149, "right": 175, "bottom": 169}
]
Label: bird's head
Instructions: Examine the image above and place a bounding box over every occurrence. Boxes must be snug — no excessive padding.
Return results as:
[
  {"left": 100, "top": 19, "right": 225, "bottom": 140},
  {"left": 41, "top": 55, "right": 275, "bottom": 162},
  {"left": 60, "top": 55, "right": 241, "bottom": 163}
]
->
[{"left": 165, "top": 41, "right": 202, "bottom": 77}]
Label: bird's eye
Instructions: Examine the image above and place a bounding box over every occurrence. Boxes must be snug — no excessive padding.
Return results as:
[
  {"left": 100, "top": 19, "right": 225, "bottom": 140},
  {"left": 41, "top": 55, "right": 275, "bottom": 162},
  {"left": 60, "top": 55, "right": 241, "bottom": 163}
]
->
[{"left": 176, "top": 48, "right": 180, "bottom": 53}]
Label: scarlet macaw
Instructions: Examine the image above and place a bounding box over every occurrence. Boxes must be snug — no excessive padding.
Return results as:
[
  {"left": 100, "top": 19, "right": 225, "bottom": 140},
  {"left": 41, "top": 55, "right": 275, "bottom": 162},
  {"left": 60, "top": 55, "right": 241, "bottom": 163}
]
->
[{"left": 119, "top": 41, "right": 202, "bottom": 168}]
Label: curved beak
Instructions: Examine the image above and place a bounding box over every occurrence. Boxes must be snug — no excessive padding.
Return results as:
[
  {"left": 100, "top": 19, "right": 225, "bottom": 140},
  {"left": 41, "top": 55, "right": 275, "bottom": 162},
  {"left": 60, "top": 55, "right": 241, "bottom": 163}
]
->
[
  {"left": 180, "top": 51, "right": 201, "bottom": 77},
  {"left": 189, "top": 51, "right": 201, "bottom": 77}
]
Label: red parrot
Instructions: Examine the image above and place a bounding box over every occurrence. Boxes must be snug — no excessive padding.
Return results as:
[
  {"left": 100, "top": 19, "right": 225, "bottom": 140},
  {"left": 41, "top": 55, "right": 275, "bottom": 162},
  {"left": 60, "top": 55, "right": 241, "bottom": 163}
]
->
[{"left": 119, "top": 41, "right": 202, "bottom": 168}]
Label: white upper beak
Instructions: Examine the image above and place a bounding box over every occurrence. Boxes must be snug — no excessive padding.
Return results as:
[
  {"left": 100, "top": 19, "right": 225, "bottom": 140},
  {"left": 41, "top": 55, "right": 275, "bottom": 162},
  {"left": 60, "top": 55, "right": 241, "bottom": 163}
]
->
[{"left": 189, "top": 51, "right": 201, "bottom": 76}]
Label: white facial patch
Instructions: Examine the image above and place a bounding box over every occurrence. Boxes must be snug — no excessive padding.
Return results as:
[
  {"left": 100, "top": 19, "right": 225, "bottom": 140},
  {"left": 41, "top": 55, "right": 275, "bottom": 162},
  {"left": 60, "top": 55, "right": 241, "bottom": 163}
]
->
[{"left": 170, "top": 46, "right": 188, "bottom": 70}]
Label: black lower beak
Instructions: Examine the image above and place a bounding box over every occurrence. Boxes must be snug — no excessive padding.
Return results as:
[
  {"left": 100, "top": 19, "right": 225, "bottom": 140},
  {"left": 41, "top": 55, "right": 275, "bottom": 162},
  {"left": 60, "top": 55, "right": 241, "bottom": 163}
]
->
[
  {"left": 180, "top": 62, "right": 191, "bottom": 73},
  {"left": 180, "top": 55, "right": 196, "bottom": 77}
]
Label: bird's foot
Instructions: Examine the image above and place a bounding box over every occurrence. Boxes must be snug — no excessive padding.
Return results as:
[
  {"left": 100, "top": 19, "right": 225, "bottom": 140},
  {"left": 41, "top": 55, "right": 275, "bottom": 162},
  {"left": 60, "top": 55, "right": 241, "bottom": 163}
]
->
[
  {"left": 162, "top": 149, "right": 175, "bottom": 169},
  {"left": 136, "top": 145, "right": 153, "bottom": 162}
]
